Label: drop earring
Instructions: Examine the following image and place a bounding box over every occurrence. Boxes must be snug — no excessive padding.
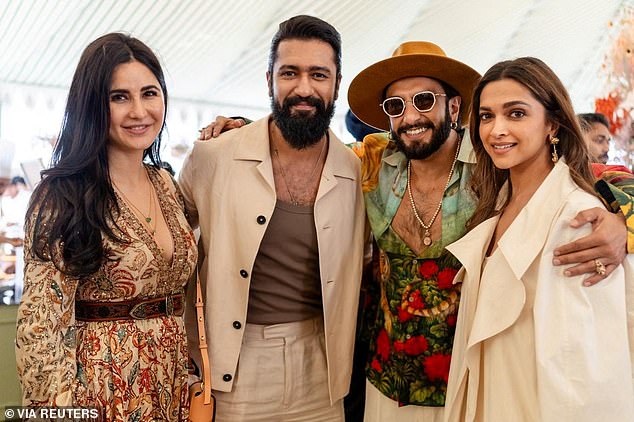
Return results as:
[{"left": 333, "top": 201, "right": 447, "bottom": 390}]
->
[{"left": 550, "top": 135, "right": 559, "bottom": 163}]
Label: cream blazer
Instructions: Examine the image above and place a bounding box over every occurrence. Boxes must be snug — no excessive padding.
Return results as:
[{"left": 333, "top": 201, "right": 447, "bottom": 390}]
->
[
  {"left": 444, "top": 161, "right": 634, "bottom": 422},
  {"left": 178, "top": 117, "right": 366, "bottom": 402}
]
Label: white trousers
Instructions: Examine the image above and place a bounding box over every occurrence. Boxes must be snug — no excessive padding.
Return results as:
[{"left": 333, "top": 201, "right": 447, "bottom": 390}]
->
[
  {"left": 364, "top": 380, "right": 444, "bottom": 422},
  {"left": 214, "top": 317, "right": 344, "bottom": 422}
]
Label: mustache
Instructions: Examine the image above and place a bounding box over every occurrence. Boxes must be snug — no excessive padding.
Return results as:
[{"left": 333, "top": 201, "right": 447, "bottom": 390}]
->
[
  {"left": 397, "top": 119, "right": 435, "bottom": 135},
  {"left": 284, "top": 96, "right": 324, "bottom": 109}
]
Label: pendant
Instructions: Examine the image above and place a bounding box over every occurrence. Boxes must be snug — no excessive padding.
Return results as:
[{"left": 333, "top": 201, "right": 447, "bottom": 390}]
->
[
  {"left": 423, "top": 230, "right": 432, "bottom": 246},
  {"left": 146, "top": 217, "right": 152, "bottom": 223}
]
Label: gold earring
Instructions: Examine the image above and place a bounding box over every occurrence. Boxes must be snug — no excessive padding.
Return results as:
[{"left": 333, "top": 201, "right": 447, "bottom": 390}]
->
[{"left": 550, "top": 135, "right": 559, "bottom": 163}]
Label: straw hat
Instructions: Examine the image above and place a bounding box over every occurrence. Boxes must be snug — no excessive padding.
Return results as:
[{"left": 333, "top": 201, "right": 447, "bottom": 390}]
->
[{"left": 348, "top": 41, "right": 481, "bottom": 131}]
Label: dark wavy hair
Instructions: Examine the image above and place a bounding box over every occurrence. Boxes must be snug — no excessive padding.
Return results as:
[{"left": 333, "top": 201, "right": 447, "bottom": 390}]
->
[
  {"left": 28, "top": 33, "right": 168, "bottom": 277},
  {"left": 268, "top": 15, "right": 342, "bottom": 79},
  {"left": 467, "top": 57, "right": 595, "bottom": 230}
]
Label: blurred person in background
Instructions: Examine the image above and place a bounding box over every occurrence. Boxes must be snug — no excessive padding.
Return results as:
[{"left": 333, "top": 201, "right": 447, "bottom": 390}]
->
[
  {"left": 578, "top": 112, "right": 611, "bottom": 164},
  {"left": 1, "top": 176, "right": 31, "bottom": 228}
]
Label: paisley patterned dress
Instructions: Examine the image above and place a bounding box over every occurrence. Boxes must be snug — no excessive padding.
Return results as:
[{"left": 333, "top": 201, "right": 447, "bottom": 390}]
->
[{"left": 16, "top": 166, "right": 197, "bottom": 421}]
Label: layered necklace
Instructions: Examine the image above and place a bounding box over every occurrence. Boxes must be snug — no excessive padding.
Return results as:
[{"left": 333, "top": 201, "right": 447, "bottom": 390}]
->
[
  {"left": 273, "top": 137, "right": 327, "bottom": 206},
  {"left": 114, "top": 168, "right": 157, "bottom": 235},
  {"left": 407, "top": 141, "right": 461, "bottom": 246}
]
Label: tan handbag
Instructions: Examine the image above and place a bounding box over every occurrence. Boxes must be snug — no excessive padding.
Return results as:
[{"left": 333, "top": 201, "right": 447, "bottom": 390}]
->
[{"left": 188, "top": 275, "right": 216, "bottom": 421}]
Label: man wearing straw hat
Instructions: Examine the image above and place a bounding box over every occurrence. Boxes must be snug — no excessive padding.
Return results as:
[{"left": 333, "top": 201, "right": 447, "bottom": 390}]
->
[{"left": 347, "top": 41, "right": 632, "bottom": 421}]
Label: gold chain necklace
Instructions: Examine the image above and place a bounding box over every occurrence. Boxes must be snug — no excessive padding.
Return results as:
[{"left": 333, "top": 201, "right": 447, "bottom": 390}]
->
[
  {"left": 273, "top": 138, "right": 327, "bottom": 206},
  {"left": 407, "top": 141, "right": 461, "bottom": 246},
  {"left": 114, "top": 168, "right": 156, "bottom": 234}
]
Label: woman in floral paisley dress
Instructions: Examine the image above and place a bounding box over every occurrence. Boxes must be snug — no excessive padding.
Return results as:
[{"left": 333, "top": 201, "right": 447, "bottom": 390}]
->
[{"left": 15, "top": 33, "right": 197, "bottom": 421}]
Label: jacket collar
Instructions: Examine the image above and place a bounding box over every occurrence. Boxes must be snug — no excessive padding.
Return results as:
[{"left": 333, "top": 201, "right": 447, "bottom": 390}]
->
[
  {"left": 448, "top": 160, "right": 577, "bottom": 281},
  {"left": 232, "top": 115, "right": 356, "bottom": 180},
  {"left": 498, "top": 160, "right": 576, "bottom": 280},
  {"left": 446, "top": 214, "right": 498, "bottom": 281}
]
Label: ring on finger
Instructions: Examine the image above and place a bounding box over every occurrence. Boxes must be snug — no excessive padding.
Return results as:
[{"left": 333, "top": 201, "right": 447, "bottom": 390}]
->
[{"left": 594, "top": 259, "right": 606, "bottom": 276}]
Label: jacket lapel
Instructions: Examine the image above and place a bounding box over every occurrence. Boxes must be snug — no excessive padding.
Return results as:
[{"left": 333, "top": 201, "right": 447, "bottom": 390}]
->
[
  {"left": 445, "top": 161, "right": 576, "bottom": 419},
  {"left": 316, "top": 130, "right": 357, "bottom": 202},
  {"left": 498, "top": 161, "right": 575, "bottom": 280},
  {"left": 232, "top": 117, "right": 276, "bottom": 194}
]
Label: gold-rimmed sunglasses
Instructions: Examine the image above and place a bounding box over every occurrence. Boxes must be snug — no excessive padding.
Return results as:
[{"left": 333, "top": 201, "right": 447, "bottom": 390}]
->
[{"left": 380, "top": 91, "right": 447, "bottom": 118}]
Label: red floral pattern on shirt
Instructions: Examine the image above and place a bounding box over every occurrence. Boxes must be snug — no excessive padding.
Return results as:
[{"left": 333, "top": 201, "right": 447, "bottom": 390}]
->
[
  {"left": 419, "top": 261, "right": 439, "bottom": 278},
  {"left": 364, "top": 249, "right": 462, "bottom": 406},
  {"left": 377, "top": 328, "right": 391, "bottom": 362},
  {"left": 423, "top": 353, "right": 452, "bottom": 383},
  {"left": 437, "top": 268, "right": 459, "bottom": 290}
]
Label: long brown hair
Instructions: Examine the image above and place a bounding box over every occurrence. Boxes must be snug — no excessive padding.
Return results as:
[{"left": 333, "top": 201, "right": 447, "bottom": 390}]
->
[
  {"left": 28, "top": 33, "right": 168, "bottom": 277},
  {"left": 467, "top": 57, "right": 595, "bottom": 230}
]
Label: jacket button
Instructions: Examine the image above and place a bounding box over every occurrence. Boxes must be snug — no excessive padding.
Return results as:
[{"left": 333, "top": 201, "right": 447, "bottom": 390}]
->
[
  {"left": 233, "top": 321, "right": 242, "bottom": 329},
  {"left": 240, "top": 269, "right": 248, "bottom": 278},
  {"left": 257, "top": 215, "right": 266, "bottom": 225},
  {"left": 223, "top": 374, "right": 232, "bottom": 382}
]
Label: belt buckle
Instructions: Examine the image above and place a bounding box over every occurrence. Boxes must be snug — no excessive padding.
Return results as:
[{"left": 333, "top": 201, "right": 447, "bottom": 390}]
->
[
  {"left": 129, "top": 302, "right": 148, "bottom": 320},
  {"left": 165, "top": 295, "right": 175, "bottom": 316}
]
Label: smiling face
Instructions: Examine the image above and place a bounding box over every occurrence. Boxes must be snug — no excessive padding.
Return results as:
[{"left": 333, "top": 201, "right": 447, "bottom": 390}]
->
[
  {"left": 267, "top": 38, "right": 340, "bottom": 149},
  {"left": 108, "top": 60, "right": 165, "bottom": 156},
  {"left": 386, "top": 76, "right": 460, "bottom": 160},
  {"left": 478, "top": 78, "right": 557, "bottom": 175}
]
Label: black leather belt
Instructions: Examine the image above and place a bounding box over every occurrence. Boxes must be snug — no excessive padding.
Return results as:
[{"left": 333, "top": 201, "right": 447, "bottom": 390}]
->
[{"left": 75, "top": 293, "right": 184, "bottom": 322}]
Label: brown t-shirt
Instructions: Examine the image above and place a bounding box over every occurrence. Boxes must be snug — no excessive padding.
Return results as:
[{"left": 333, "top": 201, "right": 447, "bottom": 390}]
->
[{"left": 246, "top": 200, "right": 323, "bottom": 324}]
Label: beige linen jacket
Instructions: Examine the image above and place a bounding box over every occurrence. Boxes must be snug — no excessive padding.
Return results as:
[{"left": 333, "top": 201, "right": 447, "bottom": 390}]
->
[
  {"left": 444, "top": 161, "right": 634, "bottom": 422},
  {"left": 178, "top": 116, "right": 366, "bottom": 403}
]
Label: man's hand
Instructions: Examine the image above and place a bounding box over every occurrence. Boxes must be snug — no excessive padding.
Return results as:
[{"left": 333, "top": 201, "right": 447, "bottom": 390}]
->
[
  {"left": 0, "top": 234, "right": 23, "bottom": 247},
  {"left": 553, "top": 207, "right": 626, "bottom": 286},
  {"left": 198, "top": 116, "right": 245, "bottom": 140}
]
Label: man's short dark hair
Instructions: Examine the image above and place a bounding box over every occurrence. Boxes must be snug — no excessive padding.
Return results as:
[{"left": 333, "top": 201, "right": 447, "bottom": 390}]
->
[
  {"left": 578, "top": 113, "right": 610, "bottom": 133},
  {"left": 10, "top": 176, "right": 26, "bottom": 185},
  {"left": 268, "top": 15, "right": 342, "bottom": 78}
]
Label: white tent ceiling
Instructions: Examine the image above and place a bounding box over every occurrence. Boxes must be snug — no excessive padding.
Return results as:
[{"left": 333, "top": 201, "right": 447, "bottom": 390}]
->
[{"left": 0, "top": 0, "right": 631, "bottom": 118}]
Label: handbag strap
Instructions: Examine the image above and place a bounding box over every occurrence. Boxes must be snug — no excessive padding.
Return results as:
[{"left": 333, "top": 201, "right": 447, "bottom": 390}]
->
[{"left": 195, "top": 274, "right": 212, "bottom": 404}]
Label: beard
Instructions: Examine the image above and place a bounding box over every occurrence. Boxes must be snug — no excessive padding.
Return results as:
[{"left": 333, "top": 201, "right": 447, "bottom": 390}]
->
[
  {"left": 390, "top": 102, "right": 453, "bottom": 160},
  {"left": 271, "top": 95, "right": 335, "bottom": 150}
]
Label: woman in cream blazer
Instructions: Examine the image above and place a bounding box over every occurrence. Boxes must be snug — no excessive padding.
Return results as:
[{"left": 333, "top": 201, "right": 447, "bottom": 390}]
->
[{"left": 444, "top": 58, "right": 634, "bottom": 422}]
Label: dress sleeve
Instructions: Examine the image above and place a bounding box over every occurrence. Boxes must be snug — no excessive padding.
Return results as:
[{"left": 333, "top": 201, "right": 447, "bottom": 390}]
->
[
  {"left": 534, "top": 201, "right": 634, "bottom": 421},
  {"left": 594, "top": 165, "right": 634, "bottom": 253},
  {"left": 15, "top": 206, "right": 79, "bottom": 406}
]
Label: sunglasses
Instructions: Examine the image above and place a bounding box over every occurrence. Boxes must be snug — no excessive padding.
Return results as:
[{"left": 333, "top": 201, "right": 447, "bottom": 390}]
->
[{"left": 380, "top": 91, "right": 447, "bottom": 118}]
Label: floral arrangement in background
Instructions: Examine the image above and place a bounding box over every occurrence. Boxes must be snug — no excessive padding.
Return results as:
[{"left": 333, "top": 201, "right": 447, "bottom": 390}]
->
[
  {"left": 597, "top": 4, "right": 634, "bottom": 167},
  {"left": 595, "top": 91, "right": 630, "bottom": 134}
]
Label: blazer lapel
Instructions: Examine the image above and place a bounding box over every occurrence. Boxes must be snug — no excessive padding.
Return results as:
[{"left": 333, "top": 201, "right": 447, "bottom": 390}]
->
[
  {"left": 446, "top": 215, "right": 497, "bottom": 281},
  {"left": 461, "top": 163, "right": 575, "bottom": 348},
  {"left": 316, "top": 130, "right": 357, "bottom": 202},
  {"left": 498, "top": 161, "right": 574, "bottom": 280},
  {"left": 233, "top": 117, "right": 276, "bottom": 193},
  {"left": 445, "top": 216, "right": 497, "bottom": 416}
]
